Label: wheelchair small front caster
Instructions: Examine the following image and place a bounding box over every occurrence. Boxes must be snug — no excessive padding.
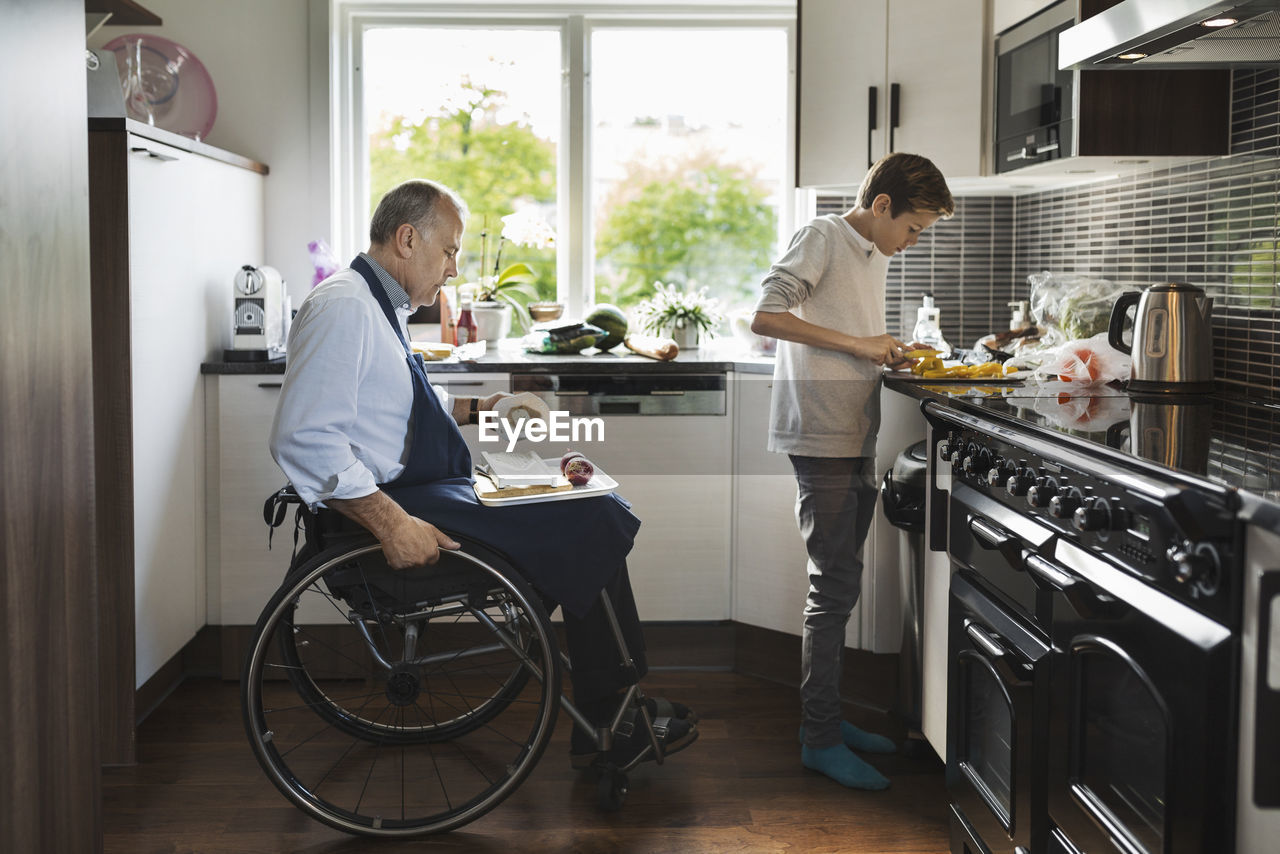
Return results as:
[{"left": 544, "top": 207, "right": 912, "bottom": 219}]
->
[{"left": 596, "top": 765, "right": 629, "bottom": 812}]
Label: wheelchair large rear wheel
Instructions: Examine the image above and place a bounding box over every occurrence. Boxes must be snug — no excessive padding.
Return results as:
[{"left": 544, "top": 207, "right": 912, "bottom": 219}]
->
[{"left": 242, "top": 537, "right": 561, "bottom": 837}]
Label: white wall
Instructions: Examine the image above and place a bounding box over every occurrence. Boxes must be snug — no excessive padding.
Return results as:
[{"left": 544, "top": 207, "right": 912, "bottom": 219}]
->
[{"left": 90, "top": 0, "right": 325, "bottom": 306}]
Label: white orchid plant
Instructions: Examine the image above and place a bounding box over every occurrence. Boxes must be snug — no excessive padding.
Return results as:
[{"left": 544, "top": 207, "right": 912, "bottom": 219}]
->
[
  {"left": 475, "top": 206, "right": 557, "bottom": 305},
  {"left": 635, "top": 281, "right": 724, "bottom": 337}
]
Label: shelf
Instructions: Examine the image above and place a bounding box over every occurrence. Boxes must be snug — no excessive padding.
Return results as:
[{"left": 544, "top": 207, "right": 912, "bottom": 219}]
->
[{"left": 85, "top": 0, "right": 162, "bottom": 27}]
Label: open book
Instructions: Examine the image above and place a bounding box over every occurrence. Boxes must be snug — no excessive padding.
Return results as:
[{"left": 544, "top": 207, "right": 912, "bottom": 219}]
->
[{"left": 478, "top": 451, "right": 562, "bottom": 489}]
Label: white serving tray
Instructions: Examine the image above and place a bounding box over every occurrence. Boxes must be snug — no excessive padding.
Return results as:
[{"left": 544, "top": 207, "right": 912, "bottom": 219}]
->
[{"left": 473, "top": 458, "right": 618, "bottom": 507}]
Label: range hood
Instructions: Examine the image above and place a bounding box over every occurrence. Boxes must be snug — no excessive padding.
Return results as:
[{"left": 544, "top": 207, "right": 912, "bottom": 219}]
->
[{"left": 1059, "top": 0, "right": 1280, "bottom": 68}]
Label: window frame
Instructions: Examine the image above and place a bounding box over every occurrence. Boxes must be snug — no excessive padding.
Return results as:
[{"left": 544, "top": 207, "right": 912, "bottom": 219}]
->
[{"left": 332, "top": 1, "right": 799, "bottom": 315}]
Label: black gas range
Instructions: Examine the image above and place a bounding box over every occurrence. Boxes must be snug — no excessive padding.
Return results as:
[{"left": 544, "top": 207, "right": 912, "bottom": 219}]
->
[{"left": 892, "top": 377, "right": 1280, "bottom": 854}]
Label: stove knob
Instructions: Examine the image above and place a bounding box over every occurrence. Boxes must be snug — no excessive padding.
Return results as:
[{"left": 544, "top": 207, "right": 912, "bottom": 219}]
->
[
  {"left": 1169, "top": 543, "right": 1220, "bottom": 588},
  {"left": 1006, "top": 467, "right": 1034, "bottom": 497},
  {"left": 1049, "top": 487, "right": 1083, "bottom": 519},
  {"left": 987, "top": 459, "right": 1014, "bottom": 488},
  {"left": 963, "top": 447, "right": 992, "bottom": 475},
  {"left": 1027, "top": 476, "right": 1057, "bottom": 508},
  {"left": 938, "top": 438, "right": 953, "bottom": 463},
  {"left": 1073, "top": 497, "right": 1112, "bottom": 532}
]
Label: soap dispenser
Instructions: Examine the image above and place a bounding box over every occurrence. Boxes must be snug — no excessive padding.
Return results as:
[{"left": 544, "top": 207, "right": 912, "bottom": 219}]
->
[
  {"left": 1007, "top": 300, "right": 1031, "bottom": 332},
  {"left": 911, "top": 294, "right": 950, "bottom": 353}
]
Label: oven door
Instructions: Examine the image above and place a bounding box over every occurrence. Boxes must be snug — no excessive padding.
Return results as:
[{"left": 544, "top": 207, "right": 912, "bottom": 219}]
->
[
  {"left": 950, "top": 482, "right": 1056, "bottom": 629},
  {"left": 947, "top": 573, "right": 1050, "bottom": 854},
  {"left": 1029, "top": 541, "right": 1237, "bottom": 854}
]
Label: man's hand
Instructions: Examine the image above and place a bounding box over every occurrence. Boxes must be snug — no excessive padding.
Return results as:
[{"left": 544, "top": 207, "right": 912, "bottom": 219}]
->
[
  {"left": 327, "top": 490, "right": 460, "bottom": 569},
  {"left": 850, "top": 333, "right": 913, "bottom": 367},
  {"left": 451, "top": 391, "right": 513, "bottom": 425},
  {"left": 379, "top": 514, "right": 461, "bottom": 569}
]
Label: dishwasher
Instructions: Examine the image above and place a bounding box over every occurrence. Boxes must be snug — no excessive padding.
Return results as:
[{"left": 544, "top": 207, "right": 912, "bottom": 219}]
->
[{"left": 508, "top": 372, "right": 732, "bottom": 621}]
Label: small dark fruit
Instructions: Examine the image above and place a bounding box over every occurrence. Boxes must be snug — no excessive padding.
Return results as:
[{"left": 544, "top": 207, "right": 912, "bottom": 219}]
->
[
  {"left": 563, "top": 455, "right": 595, "bottom": 486},
  {"left": 560, "top": 450, "right": 585, "bottom": 475}
]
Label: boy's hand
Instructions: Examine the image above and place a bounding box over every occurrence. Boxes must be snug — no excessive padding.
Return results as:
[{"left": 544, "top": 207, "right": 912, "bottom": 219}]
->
[{"left": 852, "top": 333, "right": 913, "bottom": 367}]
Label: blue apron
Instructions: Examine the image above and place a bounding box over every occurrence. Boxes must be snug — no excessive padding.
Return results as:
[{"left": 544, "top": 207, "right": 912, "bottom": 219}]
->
[{"left": 353, "top": 257, "right": 641, "bottom": 617}]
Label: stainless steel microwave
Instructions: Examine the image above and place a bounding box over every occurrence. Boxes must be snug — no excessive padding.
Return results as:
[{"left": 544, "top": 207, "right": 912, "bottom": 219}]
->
[{"left": 994, "top": 1, "right": 1075, "bottom": 173}]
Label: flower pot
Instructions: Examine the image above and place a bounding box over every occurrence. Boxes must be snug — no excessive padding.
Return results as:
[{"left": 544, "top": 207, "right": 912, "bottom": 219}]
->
[
  {"left": 471, "top": 301, "right": 512, "bottom": 343},
  {"left": 668, "top": 324, "right": 700, "bottom": 350}
]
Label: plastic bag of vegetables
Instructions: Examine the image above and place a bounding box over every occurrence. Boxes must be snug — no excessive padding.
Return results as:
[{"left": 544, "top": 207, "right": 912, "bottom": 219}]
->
[{"left": 1028, "top": 271, "right": 1128, "bottom": 344}]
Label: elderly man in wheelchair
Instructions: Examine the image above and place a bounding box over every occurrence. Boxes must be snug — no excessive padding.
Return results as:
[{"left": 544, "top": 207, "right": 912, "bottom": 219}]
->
[{"left": 243, "top": 179, "right": 697, "bottom": 837}]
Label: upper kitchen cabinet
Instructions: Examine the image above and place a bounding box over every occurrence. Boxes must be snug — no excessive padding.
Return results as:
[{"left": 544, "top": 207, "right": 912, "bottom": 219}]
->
[
  {"left": 796, "top": 0, "right": 988, "bottom": 189},
  {"left": 89, "top": 118, "right": 266, "bottom": 761}
]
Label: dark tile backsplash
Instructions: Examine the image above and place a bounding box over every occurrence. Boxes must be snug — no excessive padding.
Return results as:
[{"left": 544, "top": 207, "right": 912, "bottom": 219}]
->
[{"left": 819, "top": 69, "right": 1280, "bottom": 393}]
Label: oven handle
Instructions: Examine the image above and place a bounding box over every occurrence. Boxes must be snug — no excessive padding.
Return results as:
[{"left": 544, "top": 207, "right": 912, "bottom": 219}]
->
[
  {"left": 1025, "top": 554, "right": 1128, "bottom": 621},
  {"left": 1025, "top": 553, "right": 1075, "bottom": 590},
  {"left": 965, "top": 622, "right": 1006, "bottom": 659},
  {"left": 968, "top": 515, "right": 1025, "bottom": 568},
  {"left": 1069, "top": 784, "right": 1148, "bottom": 854}
]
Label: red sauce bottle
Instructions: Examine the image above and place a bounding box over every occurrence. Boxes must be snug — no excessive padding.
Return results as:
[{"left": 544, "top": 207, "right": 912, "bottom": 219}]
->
[{"left": 455, "top": 298, "right": 477, "bottom": 346}]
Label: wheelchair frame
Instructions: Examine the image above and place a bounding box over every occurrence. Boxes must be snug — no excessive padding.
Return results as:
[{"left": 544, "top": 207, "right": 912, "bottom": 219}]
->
[{"left": 241, "top": 494, "right": 669, "bottom": 837}]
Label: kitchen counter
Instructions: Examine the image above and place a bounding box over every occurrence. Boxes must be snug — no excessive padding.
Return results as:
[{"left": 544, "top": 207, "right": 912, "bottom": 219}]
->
[
  {"left": 885, "top": 375, "right": 1280, "bottom": 530},
  {"left": 202, "top": 340, "right": 778, "bottom": 375}
]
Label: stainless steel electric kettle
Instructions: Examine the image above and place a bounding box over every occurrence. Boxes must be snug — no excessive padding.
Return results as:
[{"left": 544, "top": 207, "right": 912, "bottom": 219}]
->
[{"left": 1108, "top": 283, "right": 1214, "bottom": 393}]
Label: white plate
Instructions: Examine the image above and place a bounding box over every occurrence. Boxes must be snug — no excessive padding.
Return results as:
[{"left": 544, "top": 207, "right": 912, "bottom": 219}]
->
[{"left": 474, "top": 459, "right": 618, "bottom": 507}]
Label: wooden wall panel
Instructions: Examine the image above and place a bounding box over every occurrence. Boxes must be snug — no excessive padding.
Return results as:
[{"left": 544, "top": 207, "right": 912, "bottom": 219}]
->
[
  {"left": 0, "top": 1, "right": 103, "bottom": 852},
  {"left": 88, "top": 130, "right": 137, "bottom": 765}
]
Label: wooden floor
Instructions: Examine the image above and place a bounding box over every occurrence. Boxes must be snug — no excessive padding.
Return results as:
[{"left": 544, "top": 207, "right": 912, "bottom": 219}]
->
[{"left": 103, "top": 671, "right": 950, "bottom": 853}]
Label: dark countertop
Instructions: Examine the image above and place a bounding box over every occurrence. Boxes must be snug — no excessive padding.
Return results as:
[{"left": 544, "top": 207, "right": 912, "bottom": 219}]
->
[
  {"left": 885, "top": 376, "right": 1280, "bottom": 531},
  {"left": 202, "top": 341, "right": 777, "bottom": 375}
]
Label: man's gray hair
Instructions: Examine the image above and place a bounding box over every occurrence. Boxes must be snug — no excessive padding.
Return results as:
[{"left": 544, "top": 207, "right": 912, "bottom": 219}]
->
[{"left": 369, "top": 179, "right": 469, "bottom": 245}]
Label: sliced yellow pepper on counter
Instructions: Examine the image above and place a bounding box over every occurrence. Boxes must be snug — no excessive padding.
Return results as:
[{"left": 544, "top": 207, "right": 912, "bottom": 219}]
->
[{"left": 919, "top": 361, "right": 1011, "bottom": 379}]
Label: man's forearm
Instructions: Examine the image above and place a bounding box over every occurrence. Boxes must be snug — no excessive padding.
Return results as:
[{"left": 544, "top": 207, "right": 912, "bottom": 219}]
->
[{"left": 327, "top": 490, "right": 410, "bottom": 540}]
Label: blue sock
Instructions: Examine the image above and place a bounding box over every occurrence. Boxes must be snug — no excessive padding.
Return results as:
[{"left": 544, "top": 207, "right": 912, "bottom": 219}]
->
[
  {"left": 798, "top": 721, "right": 898, "bottom": 754},
  {"left": 802, "top": 744, "right": 890, "bottom": 790}
]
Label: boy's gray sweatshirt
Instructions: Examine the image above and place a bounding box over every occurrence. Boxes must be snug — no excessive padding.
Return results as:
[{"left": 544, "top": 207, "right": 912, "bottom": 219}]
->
[{"left": 754, "top": 214, "right": 889, "bottom": 458}]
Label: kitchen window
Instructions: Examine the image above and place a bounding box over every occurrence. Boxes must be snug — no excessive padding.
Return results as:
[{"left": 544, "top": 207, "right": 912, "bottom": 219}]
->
[{"left": 333, "top": 2, "right": 796, "bottom": 317}]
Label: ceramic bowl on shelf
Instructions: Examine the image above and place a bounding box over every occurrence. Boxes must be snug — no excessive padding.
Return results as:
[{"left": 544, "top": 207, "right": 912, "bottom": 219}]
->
[{"left": 528, "top": 301, "right": 565, "bottom": 322}]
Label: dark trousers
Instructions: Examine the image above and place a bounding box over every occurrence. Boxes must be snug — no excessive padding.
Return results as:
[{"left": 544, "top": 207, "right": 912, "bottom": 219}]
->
[{"left": 551, "top": 562, "right": 649, "bottom": 707}]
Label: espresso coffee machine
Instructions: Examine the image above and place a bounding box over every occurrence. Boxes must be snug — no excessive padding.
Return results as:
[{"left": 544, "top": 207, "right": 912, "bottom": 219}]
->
[{"left": 224, "top": 264, "right": 287, "bottom": 362}]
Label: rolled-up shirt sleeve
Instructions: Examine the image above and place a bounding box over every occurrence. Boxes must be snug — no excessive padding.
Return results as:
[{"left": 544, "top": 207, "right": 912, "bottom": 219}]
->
[
  {"left": 269, "top": 294, "right": 379, "bottom": 508},
  {"left": 755, "top": 226, "right": 828, "bottom": 313}
]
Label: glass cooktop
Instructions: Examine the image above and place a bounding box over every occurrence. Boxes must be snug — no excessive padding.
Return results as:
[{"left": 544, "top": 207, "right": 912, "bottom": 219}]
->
[{"left": 887, "top": 378, "right": 1280, "bottom": 502}]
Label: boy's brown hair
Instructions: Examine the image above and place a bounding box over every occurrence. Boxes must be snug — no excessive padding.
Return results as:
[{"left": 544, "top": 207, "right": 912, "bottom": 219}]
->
[{"left": 857, "top": 152, "right": 955, "bottom": 219}]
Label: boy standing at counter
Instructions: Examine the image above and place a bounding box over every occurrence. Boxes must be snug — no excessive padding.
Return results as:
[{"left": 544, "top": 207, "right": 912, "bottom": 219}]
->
[{"left": 751, "top": 152, "right": 954, "bottom": 790}]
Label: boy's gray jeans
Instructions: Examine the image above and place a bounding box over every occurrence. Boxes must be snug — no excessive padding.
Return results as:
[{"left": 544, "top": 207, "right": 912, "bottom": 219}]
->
[{"left": 788, "top": 455, "right": 878, "bottom": 749}]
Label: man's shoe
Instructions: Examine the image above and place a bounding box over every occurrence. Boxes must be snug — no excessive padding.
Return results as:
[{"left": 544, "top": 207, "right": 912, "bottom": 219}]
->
[
  {"left": 799, "top": 720, "right": 897, "bottom": 754},
  {"left": 802, "top": 744, "right": 890, "bottom": 790},
  {"left": 571, "top": 711, "right": 699, "bottom": 770}
]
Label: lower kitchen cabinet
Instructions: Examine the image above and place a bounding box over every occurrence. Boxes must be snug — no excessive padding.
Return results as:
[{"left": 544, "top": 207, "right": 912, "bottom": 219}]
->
[
  {"left": 731, "top": 373, "right": 810, "bottom": 634},
  {"left": 573, "top": 413, "right": 733, "bottom": 622},
  {"left": 732, "top": 374, "right": 922, "bottom": 654}
]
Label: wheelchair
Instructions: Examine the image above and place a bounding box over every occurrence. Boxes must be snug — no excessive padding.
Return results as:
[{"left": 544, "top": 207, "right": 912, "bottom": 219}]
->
[{"left": 241, "top": 487, "right": 673, "bottom": 838}]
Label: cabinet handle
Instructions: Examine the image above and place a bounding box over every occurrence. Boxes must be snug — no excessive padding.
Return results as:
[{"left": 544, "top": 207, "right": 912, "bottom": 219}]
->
[
  {"left": 129, "top": 146, "right": 177, "bottom": 162},
  {"left": 1035, "top": 142, "right": 1060, "bottom": 155},
  {"left": 437, "top": 380, "right": 484, "bottom": 387},
  {"left": 1005, "top": 146, "right": 1033, "bottom": 162},
  {"left": 650, "top": 390, "right": 686, "bottom": 396},
  {"left": 888, "top": 83, "right": 900, "bottom": 154},
  {"left": 257, "top": 382, "right": 282, "bottom": 389},
  {"left": 867, "top": 85, "right": 878, "bottom": 169}
]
